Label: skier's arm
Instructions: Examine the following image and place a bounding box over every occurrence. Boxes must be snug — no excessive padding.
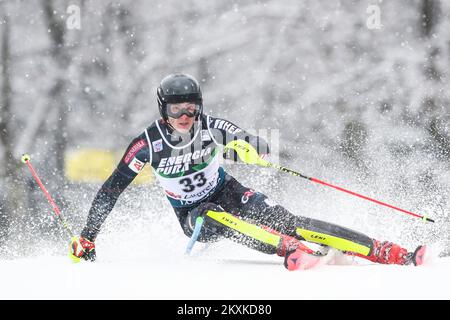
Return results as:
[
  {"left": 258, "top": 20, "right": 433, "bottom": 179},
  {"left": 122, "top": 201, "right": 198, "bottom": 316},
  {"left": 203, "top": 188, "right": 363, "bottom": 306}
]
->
[
  {"left": 80, "top": 136, "right": 150, "bottom": 241},
  {"left": 207, "top": 116, "right": 270, "bottom": 159},
  {"left": 80, "top": 169, "right": 135, "bottom": 241}
]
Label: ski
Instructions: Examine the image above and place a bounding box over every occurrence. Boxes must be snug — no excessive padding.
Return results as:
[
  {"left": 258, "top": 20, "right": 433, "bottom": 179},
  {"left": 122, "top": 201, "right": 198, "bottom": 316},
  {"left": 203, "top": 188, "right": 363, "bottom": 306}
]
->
[
  {"left": 411, "top": 245, "right": 426, "bottom": 266},
  {"left": 284, "top": 243, "right": 338, "bottom": 271},
  {"left": 284, "top": 244, "right": 427, "bottom": 270}
]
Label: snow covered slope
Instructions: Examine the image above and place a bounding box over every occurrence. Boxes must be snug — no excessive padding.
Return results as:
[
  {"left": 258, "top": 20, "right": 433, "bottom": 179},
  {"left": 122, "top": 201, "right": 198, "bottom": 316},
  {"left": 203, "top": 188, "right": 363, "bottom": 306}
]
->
[
  {"left": 3, "top": 180, "right": 446, "bottom": 300},
  {"left": 1, "top": 241, "right": 449, "bottom": 300}
]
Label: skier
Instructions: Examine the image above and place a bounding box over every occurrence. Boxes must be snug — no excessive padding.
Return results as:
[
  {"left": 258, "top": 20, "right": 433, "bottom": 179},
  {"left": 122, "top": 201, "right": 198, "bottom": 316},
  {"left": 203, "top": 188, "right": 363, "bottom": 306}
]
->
[{"left": 69, "top": 73, "right": 426, "bottom": 270}]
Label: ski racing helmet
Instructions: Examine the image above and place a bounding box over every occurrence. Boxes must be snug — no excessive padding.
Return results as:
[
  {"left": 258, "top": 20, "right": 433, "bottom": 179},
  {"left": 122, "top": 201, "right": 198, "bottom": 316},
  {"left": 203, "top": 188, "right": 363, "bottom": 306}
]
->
[{"left": 157, "top": 73, "right": 203, "bottom": 121}]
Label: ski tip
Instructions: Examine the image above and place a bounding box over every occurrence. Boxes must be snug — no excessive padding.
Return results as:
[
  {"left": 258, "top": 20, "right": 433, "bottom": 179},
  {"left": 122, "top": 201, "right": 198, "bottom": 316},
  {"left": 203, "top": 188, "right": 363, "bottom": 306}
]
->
[
  {"left": 284, "top": 248, "right": 321, "bottom": 271},
  {"left": 412, "top": 245, "right": 427, "bottom": 266},
  {"left": 284, "top": 250, "right": 300, "bottom": 271}
]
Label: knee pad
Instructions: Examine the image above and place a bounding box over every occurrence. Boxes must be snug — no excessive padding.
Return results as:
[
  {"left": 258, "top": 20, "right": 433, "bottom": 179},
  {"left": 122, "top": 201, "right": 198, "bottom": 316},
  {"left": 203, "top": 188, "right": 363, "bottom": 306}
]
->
[
  {"left": 240, "top": 194, "right": 299, "bottom": 235},
  {"left": 240, "top": 192, "right": 288, "bottom": 221},
  {"left": 240, "top": 191, "right": 271, "bottom": 214}
]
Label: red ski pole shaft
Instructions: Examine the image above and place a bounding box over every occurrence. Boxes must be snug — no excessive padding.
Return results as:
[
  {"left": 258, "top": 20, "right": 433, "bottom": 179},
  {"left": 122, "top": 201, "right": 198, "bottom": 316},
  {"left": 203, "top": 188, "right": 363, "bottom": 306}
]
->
[
  {"left": 267, "top": 162, "right": 434, "bottom": 223},
  {"left": 21, "top": 154, "right": 75, "bottom": 236}
]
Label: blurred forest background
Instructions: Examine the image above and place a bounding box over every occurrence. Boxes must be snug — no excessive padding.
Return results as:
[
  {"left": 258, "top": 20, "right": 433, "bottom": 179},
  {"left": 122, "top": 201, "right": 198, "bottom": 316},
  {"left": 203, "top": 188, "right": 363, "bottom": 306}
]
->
[{"left": 0, "top": 0, "right": 449, "bottom": 258}]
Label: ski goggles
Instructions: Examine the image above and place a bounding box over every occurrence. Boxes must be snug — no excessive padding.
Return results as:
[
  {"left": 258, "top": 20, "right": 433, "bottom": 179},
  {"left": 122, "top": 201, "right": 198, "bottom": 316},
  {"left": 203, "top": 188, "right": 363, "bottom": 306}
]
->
[{"left": 166, "top": 103, "right": 201, "bottom": 119}]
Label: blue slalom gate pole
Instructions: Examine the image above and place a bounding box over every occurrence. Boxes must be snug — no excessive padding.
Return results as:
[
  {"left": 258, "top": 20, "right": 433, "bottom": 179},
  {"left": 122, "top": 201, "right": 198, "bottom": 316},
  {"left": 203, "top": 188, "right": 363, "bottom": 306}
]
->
[{"left": 185, "top": 216, "right": 204, "bottom": 255}]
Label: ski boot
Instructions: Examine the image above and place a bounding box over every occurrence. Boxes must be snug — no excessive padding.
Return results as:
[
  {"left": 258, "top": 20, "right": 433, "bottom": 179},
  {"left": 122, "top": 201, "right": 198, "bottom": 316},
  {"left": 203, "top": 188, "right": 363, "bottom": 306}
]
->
[
  {"left": 262, "top": 225, "right": 325, "bottom": 270},
  {"left": 275, "top": 231, "right": 331, "bottom": 270},
  {"left": 350, "top": 240, "right": 426, "bottom": 266}
]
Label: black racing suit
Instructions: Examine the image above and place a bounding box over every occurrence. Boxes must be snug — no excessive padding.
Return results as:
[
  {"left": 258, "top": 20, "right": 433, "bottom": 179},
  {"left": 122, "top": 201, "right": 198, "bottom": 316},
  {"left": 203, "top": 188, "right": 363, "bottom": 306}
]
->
[{"left": 81, "top": 114, "right": 374, "bottom": 256}]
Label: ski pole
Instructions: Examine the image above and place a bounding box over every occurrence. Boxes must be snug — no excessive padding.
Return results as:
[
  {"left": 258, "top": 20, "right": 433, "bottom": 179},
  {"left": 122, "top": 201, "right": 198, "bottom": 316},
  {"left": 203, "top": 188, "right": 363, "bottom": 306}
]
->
[
  {"left": 21, "top": 154, "right": 76, "bottom": 237},
  {"left": 266, "top": 162, "right": 434, "bottom": 223},
  {"left": 224, "top": 140, "right": 435, "bottom": 223}
]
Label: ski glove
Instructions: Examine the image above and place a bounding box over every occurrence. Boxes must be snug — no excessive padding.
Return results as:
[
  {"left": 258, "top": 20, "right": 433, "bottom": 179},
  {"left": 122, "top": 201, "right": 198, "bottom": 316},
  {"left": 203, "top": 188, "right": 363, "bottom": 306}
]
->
[
  {"left": 223, "top": 140, "right": 270, "bottom": 166},
  {"left": 69, "top": 236, "right": 96, "bottom": 262}
]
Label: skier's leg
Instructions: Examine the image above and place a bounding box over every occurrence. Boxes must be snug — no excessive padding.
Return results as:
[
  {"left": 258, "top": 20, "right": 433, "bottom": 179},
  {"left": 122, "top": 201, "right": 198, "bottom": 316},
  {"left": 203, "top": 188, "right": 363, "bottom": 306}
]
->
[
  {"left": 218, "top": 183, "right": 423, "bottom": 266},
  {"left": 182, "top": 202, "right": 303, "bottom": 255}
]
